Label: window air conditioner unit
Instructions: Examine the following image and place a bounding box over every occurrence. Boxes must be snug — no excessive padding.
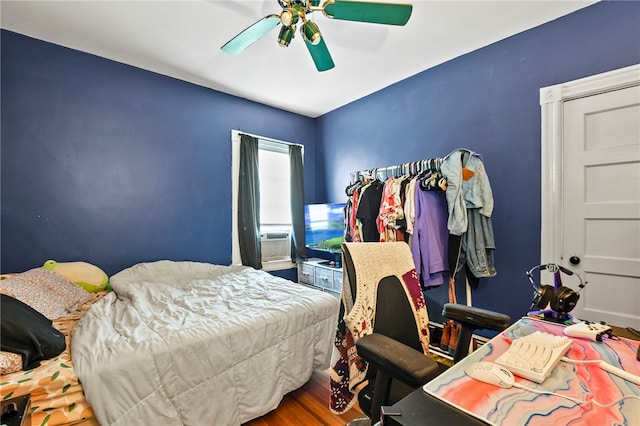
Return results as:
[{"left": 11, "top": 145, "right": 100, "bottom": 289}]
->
[{"left": 260, "top": 232, "right": 291, "bottom": 261}]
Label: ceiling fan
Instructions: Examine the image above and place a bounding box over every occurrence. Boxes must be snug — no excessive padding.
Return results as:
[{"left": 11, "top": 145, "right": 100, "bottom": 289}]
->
[{"left": 221, "top": 0, "right": 413, "bottom": 72}]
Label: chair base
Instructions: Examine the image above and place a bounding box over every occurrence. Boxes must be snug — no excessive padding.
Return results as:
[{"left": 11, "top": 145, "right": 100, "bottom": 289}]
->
[{"left": 346, "top": 415, "right": 372, "bottom": 426}]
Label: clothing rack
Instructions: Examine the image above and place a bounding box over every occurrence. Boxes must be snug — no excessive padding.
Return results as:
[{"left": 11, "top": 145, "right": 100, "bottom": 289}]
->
[
  {"left": 346, "top": 148, "right": 494, "bottom": 310},
  {"left": 350, "top": 157, "right": 444, "bottom": 184}
]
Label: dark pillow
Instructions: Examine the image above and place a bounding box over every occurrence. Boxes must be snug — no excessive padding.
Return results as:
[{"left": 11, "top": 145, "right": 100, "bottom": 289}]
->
[{"left": 0, "top": 294, "right": 65, "bottom": 370}]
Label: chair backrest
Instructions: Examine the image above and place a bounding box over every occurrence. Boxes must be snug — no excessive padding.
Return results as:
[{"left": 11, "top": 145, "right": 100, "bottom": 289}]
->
[
  {"left": 342, "top": 242, "right": 358, "bottom": 298},
  {"left": 374, "top": 275, "right": 422, "bottom": 352},
  {"left": 341, "top": 242, "right": 428, "bottom": 353}
]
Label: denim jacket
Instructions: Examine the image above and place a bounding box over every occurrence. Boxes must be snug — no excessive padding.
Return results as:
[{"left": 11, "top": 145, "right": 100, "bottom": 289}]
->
[
  {"left": 442, "top": 148, "right": 496, "bottom": 279},
  {"left": 462, "top": 209, "right": 497, "bottom": 278},
  {"left": 441, "top": 149, "right": 494, "bottom": 236}
]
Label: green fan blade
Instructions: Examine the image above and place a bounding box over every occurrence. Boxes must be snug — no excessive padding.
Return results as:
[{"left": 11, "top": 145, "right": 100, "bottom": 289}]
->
[
  {"left": 305, "top": 38, "right": 335, "bottom": 72},
  {"left": 221, "top": 15, "right": 281, "bottom": 55},
  {"left": 324, "top": 1, "right": 412, "bottom": 26}
]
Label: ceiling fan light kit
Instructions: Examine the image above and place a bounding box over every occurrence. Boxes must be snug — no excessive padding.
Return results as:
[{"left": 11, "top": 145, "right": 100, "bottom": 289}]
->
[
  {"left": 280, "top": 7, "right": 301, "bottom": 27},
  {"left": 302, "top": 21, "right": 322, "bottom": 45},
  {"left": 221, "top": 0, "right": 413, "bottom": 72},
  {"left": 278, "top": 25, "right": 296, "bottom": 46}
]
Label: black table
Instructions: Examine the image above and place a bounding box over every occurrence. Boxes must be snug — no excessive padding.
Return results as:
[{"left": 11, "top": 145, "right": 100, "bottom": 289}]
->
[
  {"left": 382, "top": 388, "right": 488, "bottom": 426},
  {"left": 383, "top": 319, "right": 640, "bottom": 426}
]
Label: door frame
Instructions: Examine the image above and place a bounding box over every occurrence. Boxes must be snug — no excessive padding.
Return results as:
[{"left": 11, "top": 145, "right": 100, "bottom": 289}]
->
[{"left": 539, "top": 64, "right": 640, "bottom": 264}]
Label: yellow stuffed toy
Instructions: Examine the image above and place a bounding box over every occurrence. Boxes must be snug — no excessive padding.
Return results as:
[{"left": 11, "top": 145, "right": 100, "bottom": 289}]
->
[{"left": 43, "top": 260, "right": 110, "bottom": 292}]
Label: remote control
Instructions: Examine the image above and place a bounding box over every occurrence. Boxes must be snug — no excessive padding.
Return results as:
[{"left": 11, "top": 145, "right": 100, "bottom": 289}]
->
[{"left": 564, "top": 321, "right": 612, "bottom": 342}]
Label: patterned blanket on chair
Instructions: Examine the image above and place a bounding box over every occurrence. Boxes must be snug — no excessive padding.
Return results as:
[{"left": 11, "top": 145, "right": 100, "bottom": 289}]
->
[{"left": 329, "top": 242, "right": 431, "bottom": 414}]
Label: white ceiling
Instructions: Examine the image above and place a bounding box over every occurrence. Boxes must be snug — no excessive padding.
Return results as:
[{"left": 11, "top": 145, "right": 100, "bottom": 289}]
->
[{"left": 1, "top": 0, "right": 597, "bottom": 118}]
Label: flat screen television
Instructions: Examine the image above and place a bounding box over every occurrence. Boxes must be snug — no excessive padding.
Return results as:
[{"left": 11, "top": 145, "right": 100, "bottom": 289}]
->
[{"left": 304, "top": 203, "right": 346, "bottom": 253}]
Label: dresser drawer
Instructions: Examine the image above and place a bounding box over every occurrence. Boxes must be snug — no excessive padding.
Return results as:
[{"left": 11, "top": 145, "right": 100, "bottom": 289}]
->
[
  {"left": 314, "top": 267, "right": 333, "bottom": 290},
  {"left": 333, "top": 270, "right": 343, "bottom": 292},
  {"left": 298, "top": 263, "right": 315, "bottom": 285}
]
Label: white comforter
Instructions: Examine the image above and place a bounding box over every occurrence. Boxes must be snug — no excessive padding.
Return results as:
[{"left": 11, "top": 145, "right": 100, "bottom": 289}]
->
[{"left": 72, "top": 261, "right": 339, "bottom": 426}]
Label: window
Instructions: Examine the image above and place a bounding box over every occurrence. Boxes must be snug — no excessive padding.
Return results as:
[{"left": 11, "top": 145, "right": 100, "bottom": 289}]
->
[
  {"left": 231, "top": 131, "right": 298, "bottom": 265},
  {"left": 258, "top": 140, "right": 291, "bottom": 235}
]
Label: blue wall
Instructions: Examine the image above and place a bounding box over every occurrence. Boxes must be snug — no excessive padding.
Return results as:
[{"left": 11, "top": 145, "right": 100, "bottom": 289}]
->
[
  {"left": 316, "top": 1, "right": 640, "bottom": 323},
  {"left": 1, "top": 2, "right": 638, "bottom": 325},
  {"left": 1, "top": 30, "right": 317, "bottom": 276}
]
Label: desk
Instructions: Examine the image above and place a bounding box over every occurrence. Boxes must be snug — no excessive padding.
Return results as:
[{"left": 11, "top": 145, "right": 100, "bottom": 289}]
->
[{"left": 384, "top": 317, "right": 640, "bottom": 426}]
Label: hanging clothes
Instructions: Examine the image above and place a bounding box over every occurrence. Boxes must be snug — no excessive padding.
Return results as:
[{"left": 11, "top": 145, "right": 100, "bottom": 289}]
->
[
  {"left": 396, "top": 176, "right": 412, "bottom": 241},
  {"left": 356, "top": 179, "right": 384, "bottom": 242},
  {"left": 347, "top": 150, "right": 495, "bottom": 304},
  {"left": 344, "top": 181, "right": 360, "bottom": 243},
  {"left": 441, "top": 148, "right": 497, "bottom": 289},
  {"left": 349, "top": 183, "right": 363, "bottom": 242},
  {"left": 441, "top": 148, "right": 494, "bottom": 236},
  {"left": 377, "top": 177, "right": 408, "bottom": 242},
  {"left": 348, "top": 159, "right": 450, "bottom": 288},
  {"left": 410, "top": 186, "right": 449, "bottom": 288},
  {"left": 404, "top": 176, "right": 418, "bottom": 236}
]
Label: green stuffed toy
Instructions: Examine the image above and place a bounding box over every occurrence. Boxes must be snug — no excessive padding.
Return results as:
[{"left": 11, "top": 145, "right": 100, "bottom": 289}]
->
[{"left": 43, "top": 260, "right": 110, "bottom": 292}]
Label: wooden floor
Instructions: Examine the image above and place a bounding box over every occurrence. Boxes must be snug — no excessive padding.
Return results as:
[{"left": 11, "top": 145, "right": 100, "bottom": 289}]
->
[
  {"left": 243, "top": 369, "right": 364, "bottom": 426},
  {"left": 70, "top": 370, "right": 363, "bottom": 426}
]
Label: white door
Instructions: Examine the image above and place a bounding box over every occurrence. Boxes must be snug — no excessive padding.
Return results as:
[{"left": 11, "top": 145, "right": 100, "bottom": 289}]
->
[
  {"left": 563, "top": 85, "right": 640, "bottom": 327},
  {"left": 540, "top": 64, "right": 640, "bottom": 329}
]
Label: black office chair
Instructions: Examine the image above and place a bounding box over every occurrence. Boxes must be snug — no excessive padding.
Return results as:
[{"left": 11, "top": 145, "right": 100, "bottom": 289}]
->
[{"left": 341, "top": 242, "right": 511, "bottom": 424}]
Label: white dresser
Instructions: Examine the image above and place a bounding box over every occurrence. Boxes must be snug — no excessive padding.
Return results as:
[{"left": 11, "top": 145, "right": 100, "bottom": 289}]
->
[{"left": 298, "top": 258, "right": 342, "bottom": 298}]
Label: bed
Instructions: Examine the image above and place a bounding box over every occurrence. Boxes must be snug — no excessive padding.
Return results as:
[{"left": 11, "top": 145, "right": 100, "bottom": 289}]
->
[
  {"left": 71, "top": 260, "right": 340, "bottom": 426},
  {"left": 1, "top": 270, "right": 106, "bottom": 426}
]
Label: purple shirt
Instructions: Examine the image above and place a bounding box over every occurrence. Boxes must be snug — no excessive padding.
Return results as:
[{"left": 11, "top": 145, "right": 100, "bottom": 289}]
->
[{"left": 410, "top": 188, "right": 449, "bottom": 287}]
